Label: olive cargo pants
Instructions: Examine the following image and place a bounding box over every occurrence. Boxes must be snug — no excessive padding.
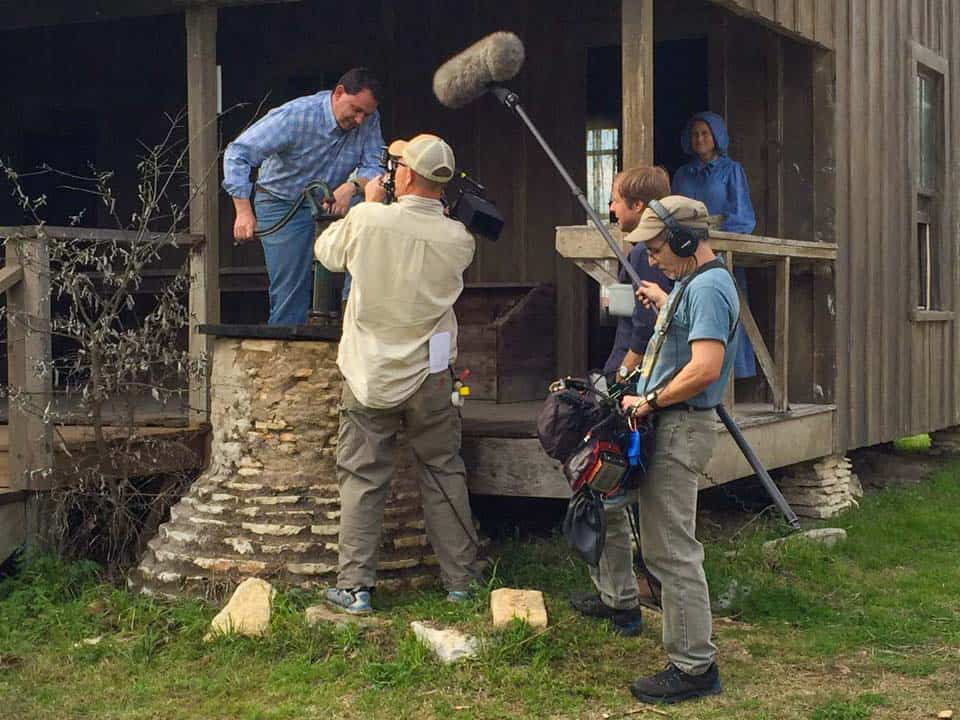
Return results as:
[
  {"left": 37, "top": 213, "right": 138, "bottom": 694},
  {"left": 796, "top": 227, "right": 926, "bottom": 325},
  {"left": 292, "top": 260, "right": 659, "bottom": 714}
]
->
[{"left": 335, "top": 371, "right": 482, "bottom": 592}]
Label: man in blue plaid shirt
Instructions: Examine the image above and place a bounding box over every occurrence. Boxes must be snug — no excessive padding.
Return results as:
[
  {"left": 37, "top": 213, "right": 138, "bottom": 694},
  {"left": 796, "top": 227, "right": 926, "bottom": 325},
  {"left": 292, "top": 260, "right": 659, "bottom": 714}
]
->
[{"left": 223, "top": 68, "right": 385, "bottom": 325}]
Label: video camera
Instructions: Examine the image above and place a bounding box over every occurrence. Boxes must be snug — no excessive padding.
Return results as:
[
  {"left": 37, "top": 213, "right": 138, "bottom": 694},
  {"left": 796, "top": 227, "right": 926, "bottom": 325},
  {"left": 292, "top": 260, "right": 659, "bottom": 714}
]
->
[{"left": 378, "top": 146, "right": 504, "bottom": 242}]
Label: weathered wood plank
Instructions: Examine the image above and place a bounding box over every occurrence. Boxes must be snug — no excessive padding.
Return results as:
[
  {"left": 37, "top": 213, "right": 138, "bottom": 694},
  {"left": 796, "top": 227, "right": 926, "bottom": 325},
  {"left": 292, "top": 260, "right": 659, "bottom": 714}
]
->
[
  {"left": 943, "top": 0, "right": 957, "bottom": 429},
  {"left": 5, "top": 237, "right": 54, "bottom": 491},
  {"left": 813, "top": 0, "right": 833, "bottom": 48},
  {"left": 781, "top": 40, "right": 814, "bottom": 242},
  {"left": 735, "top": 283, "right": 785, "bottom": 410},
  {"left": 622, "top": 0, "right": 654, "bottom": 168},
  {"left": 0, "top": 500, "right": 26, "bottom": 566},
  {"left": 864, "top": 0, "right": 880, "bottom": 442},
  {"left": 811, "top": 46, "right": 836, "bottom": 415},
  {"left": 765, "top": 32, "right": 783, "bottom": 238},
  {"left": 833, "top": 0, "right": 850, "bottom": 451},
  {"left": 796, "top": 0, "right": 815, "bottom": 40},
  {"left": 723, "top": 251, "right": 736, "bottom": 411},
  {"left": 702, "top": 405, "right": 835, "bottom": 486},
  {"left": 775, "top": 0, "right": 795, "bottom": 30},
  {"left": 462, "top": 437, "right": 568, "bottom": 498},
  {"left": 0, "top": 0, "right": 303, "bottom": 30},
  {"left": 951, "top": 0, "right": 960, "bottom": 426},
  {"left": 774, "top": 257, "right": 790, "bottom": 411},
  {"left": 186, "top": 5, "right": 220, "bottom": 425},
  {"left": 879, "top": 0, "right": 897, "bottom": 440},
  {"left": 0, "top": 265, "right": 23, "bottom": 296},
  {"left": 896, "top": 0, "right": 911, "bottom": 437},
  {"left": 0, "top": 226, "right": 204, "bottom": 247},
  {"left": 847, "top": 0, "right": 867, "bottom": 448},
  {"left": 464, "top": 404, "right": 836, "bottom": 496},
  {"left": 556, "top": 225, "right": 838, "bottom": 261}
]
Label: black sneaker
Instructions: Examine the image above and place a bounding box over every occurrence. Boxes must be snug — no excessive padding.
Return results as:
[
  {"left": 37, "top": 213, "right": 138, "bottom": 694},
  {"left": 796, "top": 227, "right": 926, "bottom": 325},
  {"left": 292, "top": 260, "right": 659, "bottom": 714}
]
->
[
  {"left": 569, "top": 592, "right": 642, "bottom": 637},
  {"left": 629, "top": 663, "right": 722, "bottom": 705}
]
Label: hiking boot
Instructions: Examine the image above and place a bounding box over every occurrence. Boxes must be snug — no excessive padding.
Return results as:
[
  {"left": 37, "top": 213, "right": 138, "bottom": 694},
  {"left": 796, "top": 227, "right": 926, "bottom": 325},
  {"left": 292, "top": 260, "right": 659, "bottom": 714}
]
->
[
  {"left": 569, "top": 592, "right": 642, "bottom": 637},
  {"left": 629, "top": 663, "right": 722, "bottom": 705},
  {"left": 324, "top": 587, "right": 373, "bottom": 615}
]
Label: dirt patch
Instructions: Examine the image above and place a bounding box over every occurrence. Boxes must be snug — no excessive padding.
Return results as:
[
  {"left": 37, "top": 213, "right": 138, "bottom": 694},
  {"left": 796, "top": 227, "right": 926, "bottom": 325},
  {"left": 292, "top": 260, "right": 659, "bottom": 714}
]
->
[{"left": 850, "top": 446, "right": 947, "bottom": 490}]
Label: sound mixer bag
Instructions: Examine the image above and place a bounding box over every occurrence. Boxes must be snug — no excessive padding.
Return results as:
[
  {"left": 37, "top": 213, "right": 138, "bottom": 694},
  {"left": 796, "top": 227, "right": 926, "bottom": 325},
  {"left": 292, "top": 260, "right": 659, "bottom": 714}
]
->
[
  {"left": 562, "top": 487, "right": 607, "bottom": 567},
  {"left": 536, "top": 377, "right": 608, "bottom": 463}
]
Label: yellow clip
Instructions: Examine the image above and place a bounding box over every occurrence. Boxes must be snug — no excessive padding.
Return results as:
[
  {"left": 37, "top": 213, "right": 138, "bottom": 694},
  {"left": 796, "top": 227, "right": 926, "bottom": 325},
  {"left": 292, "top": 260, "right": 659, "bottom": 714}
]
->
[{"left": 459, "top": 385, "right": 470, "bottom": 397}]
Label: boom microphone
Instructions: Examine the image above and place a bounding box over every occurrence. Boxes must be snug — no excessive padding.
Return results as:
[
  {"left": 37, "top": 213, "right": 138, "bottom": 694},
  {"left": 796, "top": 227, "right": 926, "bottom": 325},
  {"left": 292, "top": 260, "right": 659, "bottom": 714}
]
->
[{"left": 433, "top": 31, "right": 525, "bottom": 108}]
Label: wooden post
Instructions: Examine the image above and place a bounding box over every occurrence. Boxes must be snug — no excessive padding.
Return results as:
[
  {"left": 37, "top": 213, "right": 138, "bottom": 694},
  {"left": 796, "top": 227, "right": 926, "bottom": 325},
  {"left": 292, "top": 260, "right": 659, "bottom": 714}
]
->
[
  {"left": 735, "top": 284, "right": 784, "bottom": 409},
  {"left": 186, "top": 6, "right": 220, "bottom": 424},
  {"left": 811, "top": 47, "right": 836, "bottom": 431},
  {"left": 622, "top": 0, "right": 654, "bottom": 168},
  {"left": 765, "top": 33, "right": 784, "bottom": 238},
  {"left": 723, "top": 251, "right": 735, "bottom": 412},
  {"left": 774, "top": 256, "right": 790, "bottom": 412},
  {"left": 6, "top": 235, "right": 53, "bottom": 491}
]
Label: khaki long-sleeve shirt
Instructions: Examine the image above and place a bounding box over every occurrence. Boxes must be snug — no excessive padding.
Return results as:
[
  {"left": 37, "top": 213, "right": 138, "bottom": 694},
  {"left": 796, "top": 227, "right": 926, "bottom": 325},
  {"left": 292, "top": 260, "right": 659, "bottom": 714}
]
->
[{"left": 314, "top": 195, "right": 475, "bottom": 408}]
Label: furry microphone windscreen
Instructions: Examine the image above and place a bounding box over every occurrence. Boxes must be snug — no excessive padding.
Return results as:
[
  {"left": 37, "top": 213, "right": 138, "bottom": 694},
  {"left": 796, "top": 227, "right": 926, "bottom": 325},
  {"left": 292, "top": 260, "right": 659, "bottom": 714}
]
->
[{"left": 433, "top": 31, "right": 525, "bottom": 109}]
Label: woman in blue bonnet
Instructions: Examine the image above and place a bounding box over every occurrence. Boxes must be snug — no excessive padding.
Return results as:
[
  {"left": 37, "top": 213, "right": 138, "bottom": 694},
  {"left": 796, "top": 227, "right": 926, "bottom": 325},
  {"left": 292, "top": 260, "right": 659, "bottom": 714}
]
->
[{"left": 672, "top": 111, "right": 757, "bottom": 380}]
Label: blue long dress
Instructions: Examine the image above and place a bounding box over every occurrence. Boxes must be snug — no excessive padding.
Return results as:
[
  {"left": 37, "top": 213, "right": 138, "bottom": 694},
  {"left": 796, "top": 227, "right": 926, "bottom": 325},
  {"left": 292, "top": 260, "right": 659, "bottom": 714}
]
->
[{"left": 672, "top": 111, "right": 757, "bottom": 379}]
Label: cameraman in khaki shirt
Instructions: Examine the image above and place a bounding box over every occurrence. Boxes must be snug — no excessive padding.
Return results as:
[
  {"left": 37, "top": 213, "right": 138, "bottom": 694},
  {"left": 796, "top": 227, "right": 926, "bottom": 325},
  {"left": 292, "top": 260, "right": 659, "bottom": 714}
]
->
[{"left": 314, "top": 134, "right": 482, "bottom": 614}]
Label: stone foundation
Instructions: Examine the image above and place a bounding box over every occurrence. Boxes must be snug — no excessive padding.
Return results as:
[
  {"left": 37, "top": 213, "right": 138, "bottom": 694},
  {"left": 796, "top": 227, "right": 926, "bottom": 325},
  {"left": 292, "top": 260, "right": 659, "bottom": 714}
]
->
[
  {"left": 929, "top": 426, "right": 960, "bottom": 455},
  {"left": 776, "top": 454, "right": 861, "bottom": 519},
  {"left": 132, "top": 338, "right": 438, "bottom": 599}
]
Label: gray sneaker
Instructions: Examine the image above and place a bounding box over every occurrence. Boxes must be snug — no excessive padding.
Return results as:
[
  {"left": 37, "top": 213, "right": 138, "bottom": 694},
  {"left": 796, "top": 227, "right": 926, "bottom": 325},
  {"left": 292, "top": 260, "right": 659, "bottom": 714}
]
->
[{"left": 324, "top": 587, "right": 373, "bottom": 614}]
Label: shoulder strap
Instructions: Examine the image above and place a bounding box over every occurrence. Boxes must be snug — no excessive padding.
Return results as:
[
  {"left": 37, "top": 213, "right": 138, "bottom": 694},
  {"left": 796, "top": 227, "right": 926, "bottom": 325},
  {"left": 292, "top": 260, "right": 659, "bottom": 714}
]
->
[{"left": 639, "top": 257, "right": 738, "bottom": 395}]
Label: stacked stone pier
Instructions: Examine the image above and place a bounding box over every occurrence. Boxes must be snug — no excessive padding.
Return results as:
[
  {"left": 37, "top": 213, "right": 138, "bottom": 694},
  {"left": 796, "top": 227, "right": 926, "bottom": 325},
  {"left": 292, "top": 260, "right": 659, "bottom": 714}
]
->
[
  {"left": 776, "top": 454, "right": 862, "bottom": 519},
  {"left": 133, "top": 330, "right": 438, "bottom": 599}
]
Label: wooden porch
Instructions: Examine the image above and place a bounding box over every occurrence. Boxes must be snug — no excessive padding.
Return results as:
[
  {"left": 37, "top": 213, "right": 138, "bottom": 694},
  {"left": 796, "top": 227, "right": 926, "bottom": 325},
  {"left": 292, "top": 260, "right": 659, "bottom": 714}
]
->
[
  {"left": 461, "top": 400, "right": 834, "bottom": 498},
  {"left": 541, "top": 218, "right": 839, "bottom": 496}
]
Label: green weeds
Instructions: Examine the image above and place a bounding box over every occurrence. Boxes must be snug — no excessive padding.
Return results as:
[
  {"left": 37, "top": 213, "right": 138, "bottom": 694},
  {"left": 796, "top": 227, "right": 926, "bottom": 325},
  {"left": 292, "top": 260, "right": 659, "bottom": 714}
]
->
[
  {"left": 810, "top": 692, "right": 888, "bottom": 720},
  {"left": 1, "top": 463, "right": 959, "bottom": 719}
]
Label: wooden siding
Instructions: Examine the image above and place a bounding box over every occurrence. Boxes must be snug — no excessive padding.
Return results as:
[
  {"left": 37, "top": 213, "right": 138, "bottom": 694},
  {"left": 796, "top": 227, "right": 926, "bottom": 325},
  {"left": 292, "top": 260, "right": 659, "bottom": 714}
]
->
[
  {"left": 831, "top": 0, "right": 959, "bottom": 450},
  {"left": 737, "top": 0, "right": 959, "bottom": 449},
  {"left": 710, "top": 0, "right": 835, "bottom": 48}
]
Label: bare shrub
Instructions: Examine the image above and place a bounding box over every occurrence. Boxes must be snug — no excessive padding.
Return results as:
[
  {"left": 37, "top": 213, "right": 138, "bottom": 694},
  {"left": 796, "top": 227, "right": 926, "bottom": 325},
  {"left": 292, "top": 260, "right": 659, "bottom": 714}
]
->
[{"left": 1, "top": 113, "right": 212, "bottom": 575}]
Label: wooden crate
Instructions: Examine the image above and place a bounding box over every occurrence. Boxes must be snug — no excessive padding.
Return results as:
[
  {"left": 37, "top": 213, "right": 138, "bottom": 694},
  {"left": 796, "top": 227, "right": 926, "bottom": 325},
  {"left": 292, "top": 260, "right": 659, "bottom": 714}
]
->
[{"left": 454, "top": 283, "right": 555, "bottom": 402}]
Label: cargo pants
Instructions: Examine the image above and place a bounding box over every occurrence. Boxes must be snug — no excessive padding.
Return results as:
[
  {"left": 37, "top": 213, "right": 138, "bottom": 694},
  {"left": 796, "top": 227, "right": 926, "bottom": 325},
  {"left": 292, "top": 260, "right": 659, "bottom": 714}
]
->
[
  {"left": 335, "top": 371, "right": 482, "bottom": 592},
  {"left": 589, "top": 406, "right": 718, "bottom": 675}
]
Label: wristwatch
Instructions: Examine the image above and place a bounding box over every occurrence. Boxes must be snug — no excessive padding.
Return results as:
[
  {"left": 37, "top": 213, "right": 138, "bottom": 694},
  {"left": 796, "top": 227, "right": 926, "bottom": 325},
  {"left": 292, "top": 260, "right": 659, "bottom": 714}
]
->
[
  {"left": 617, "top": 365, "right": 630, "bottom": 380},
  {"left": 350, "top": 179, "right": 363, "bottom": 194},
  {"left": 642, "top": 389, "right": 660, "bottom": 410}
]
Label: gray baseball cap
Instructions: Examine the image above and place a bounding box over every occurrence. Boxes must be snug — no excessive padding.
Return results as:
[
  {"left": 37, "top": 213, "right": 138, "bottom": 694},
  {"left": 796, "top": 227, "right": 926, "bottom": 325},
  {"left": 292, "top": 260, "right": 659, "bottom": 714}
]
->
[{"left": 626, "top": 195, "right": 709, "bottom": 244}]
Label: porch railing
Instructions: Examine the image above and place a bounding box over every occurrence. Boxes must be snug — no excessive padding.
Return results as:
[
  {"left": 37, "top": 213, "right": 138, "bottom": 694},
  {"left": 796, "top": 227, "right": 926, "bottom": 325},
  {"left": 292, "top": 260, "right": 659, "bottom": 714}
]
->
[
  {"left": 555, "top": 224, "right": 838, "bottom": 414},
  {"left": 0, "top": 225, "right": 204, "bottom": 491}
]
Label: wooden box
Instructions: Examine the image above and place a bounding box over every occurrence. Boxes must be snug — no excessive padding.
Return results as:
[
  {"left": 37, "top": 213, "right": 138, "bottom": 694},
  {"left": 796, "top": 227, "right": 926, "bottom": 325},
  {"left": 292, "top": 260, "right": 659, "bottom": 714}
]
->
[{"left": 453, "top": 283, "right": 555, "bottom": 402}]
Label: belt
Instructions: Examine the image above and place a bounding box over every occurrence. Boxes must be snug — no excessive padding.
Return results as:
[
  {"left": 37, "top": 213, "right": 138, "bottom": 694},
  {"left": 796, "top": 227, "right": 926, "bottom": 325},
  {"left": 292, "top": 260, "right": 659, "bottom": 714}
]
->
[{"left": 661, "top": 402, "right": 714, "bottom": 413}]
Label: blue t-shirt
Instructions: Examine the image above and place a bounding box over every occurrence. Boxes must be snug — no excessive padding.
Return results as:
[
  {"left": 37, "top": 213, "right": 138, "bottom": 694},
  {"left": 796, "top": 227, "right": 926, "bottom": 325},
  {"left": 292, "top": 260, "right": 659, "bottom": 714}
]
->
[{"left": 639, "top": 266, "right": 739, "bottom": 408}]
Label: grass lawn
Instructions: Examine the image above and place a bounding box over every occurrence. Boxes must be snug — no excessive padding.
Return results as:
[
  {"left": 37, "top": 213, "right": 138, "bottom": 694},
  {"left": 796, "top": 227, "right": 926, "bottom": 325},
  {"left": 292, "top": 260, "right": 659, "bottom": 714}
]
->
[{"left": 1, "top": 460, "right": 958, "bottom": 720}]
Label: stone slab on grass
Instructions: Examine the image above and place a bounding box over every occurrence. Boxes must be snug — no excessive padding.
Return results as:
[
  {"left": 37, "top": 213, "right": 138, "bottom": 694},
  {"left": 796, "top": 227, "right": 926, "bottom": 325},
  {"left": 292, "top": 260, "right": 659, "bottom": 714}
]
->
[
  {"left": 410, "top": 621, "right": 478, "bottom": 664},
  {"left": 304, "top": 604, "right": 388, "bottom": 629},
  {"left": 763, "top": 528, "right": 847, "bottom": 559},
  {"left": 207, "top": 577, "right": 275, "bottom": 639},
  {"left": 490, "top": 588, "right": 548, "bottom": 629}
]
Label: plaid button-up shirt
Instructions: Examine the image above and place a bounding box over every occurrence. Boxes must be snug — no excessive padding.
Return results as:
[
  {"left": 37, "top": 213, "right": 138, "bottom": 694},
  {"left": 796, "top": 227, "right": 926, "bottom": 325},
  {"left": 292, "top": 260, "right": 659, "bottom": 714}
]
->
[{"left": 223, "top": 90, "right": 385, "bottom": 201}]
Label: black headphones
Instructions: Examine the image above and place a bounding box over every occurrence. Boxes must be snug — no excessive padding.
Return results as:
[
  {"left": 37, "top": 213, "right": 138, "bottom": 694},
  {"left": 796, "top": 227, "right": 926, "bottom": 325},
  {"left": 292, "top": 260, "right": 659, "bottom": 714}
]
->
[{"left": 646, "top": 199, "right": 707, "bottom": 258}]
